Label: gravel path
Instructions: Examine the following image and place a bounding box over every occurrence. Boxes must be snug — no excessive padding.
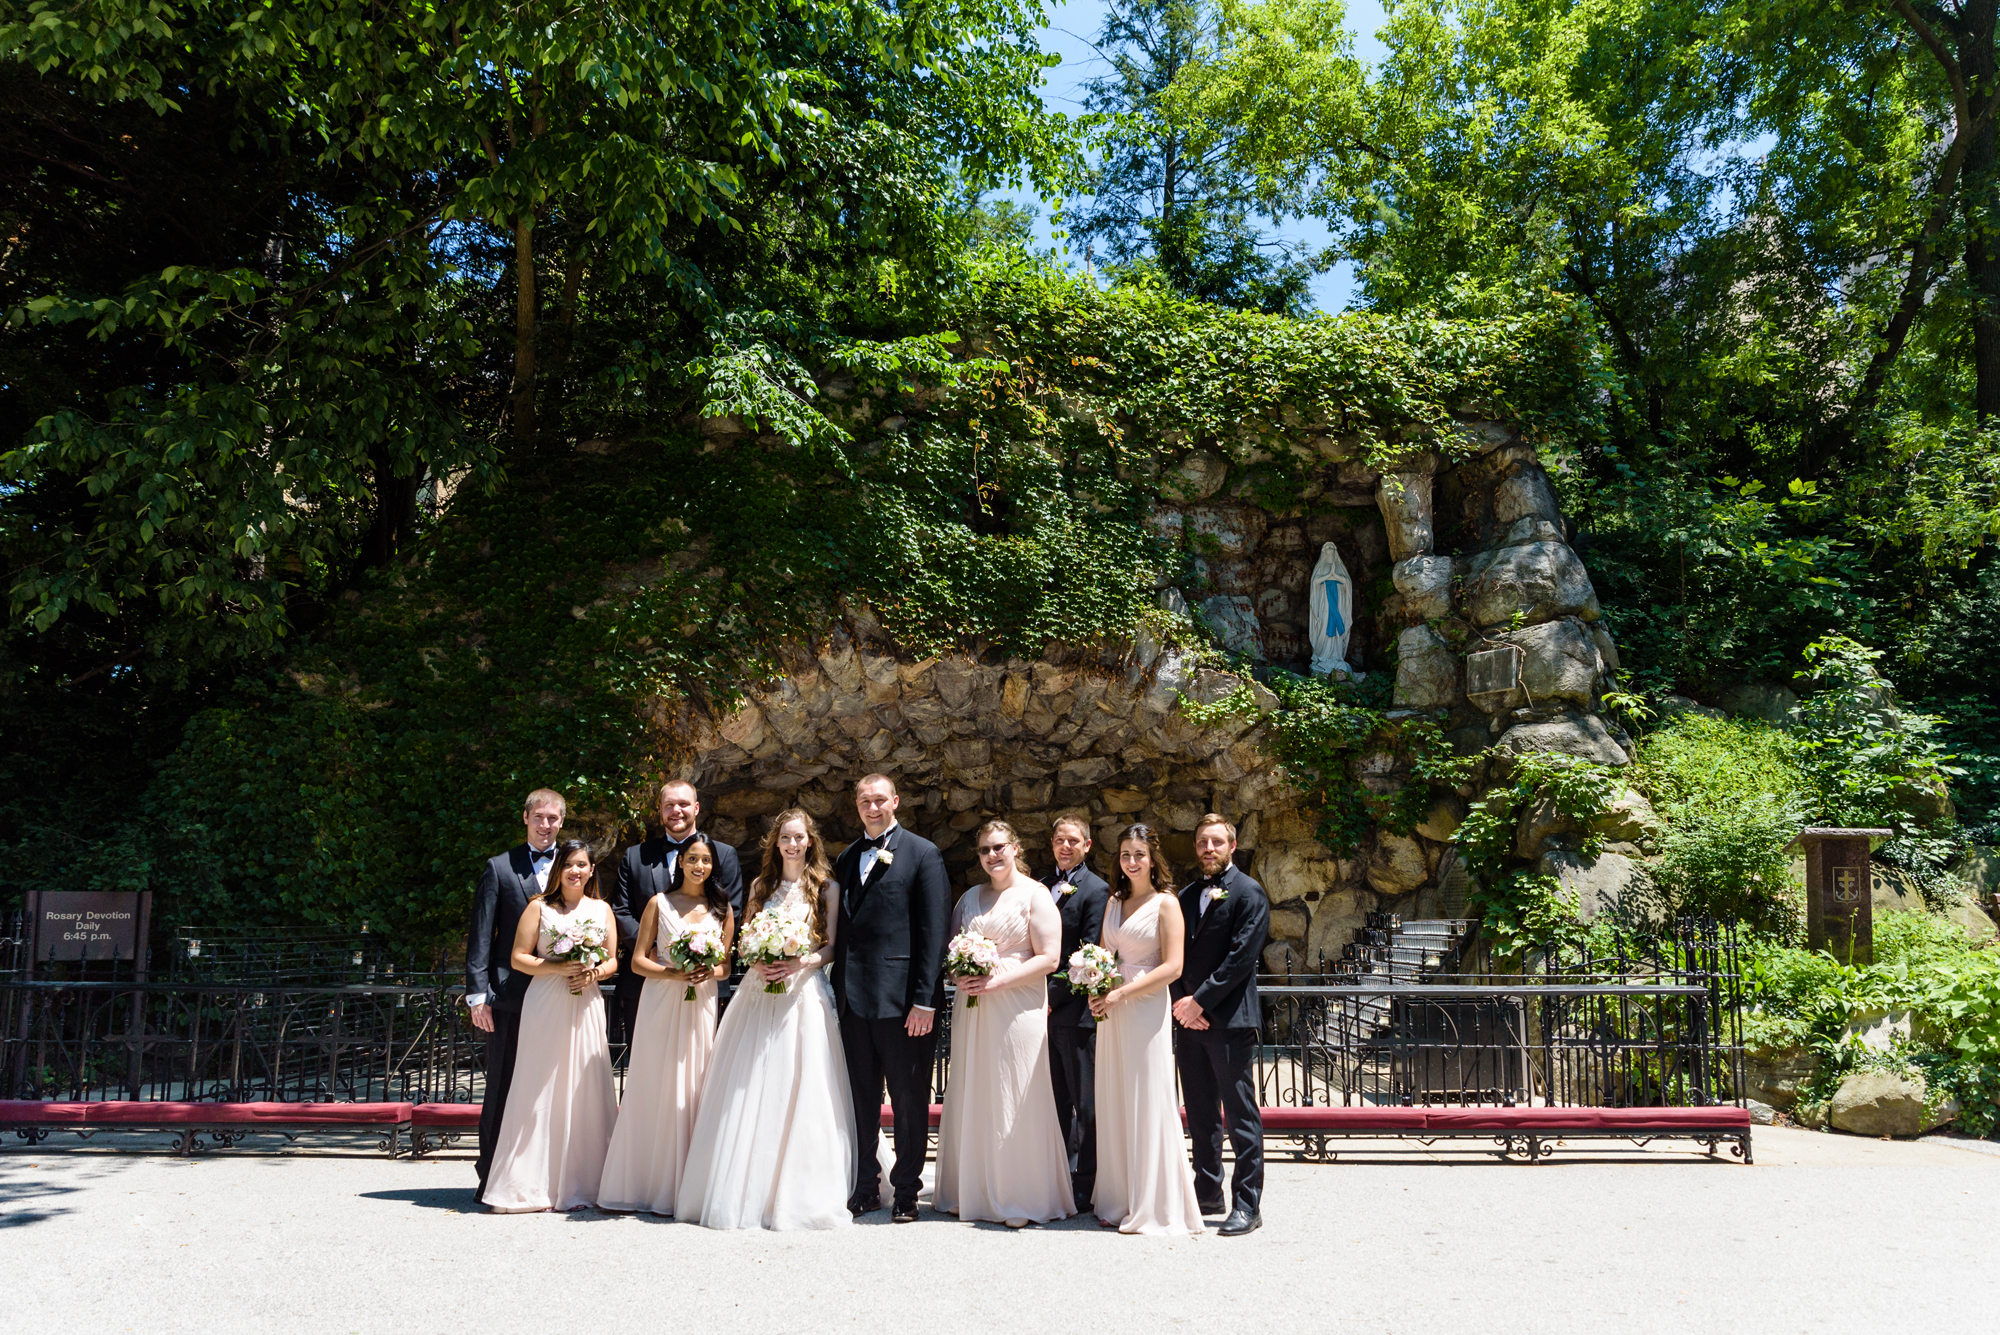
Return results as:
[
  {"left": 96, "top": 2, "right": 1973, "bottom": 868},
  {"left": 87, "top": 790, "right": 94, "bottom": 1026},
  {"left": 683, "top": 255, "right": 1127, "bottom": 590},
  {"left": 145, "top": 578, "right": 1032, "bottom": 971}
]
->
[{"left": 4, "top": 1127, "right": 1994, "bottom": 1334}]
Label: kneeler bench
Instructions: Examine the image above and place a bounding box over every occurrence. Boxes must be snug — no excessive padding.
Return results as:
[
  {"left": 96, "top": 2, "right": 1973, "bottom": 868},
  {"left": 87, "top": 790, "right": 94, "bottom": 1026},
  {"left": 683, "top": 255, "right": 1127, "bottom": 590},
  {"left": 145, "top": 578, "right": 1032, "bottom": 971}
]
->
[
  {"left": 0, "top": 1099, "right": 413, "bottom": 1156},
  {"left": 1253, "top": 1103, "right": 1753, "bottom": 1163},
  {"left": 409, "top": 1103, "right": 483, "bottom": 1157}
]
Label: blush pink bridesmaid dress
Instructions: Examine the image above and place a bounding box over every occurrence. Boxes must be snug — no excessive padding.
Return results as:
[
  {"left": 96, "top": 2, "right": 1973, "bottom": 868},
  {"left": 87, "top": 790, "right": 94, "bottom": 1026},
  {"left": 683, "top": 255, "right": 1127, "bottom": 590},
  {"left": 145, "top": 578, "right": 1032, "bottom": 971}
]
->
[
  {"left": 933, "top": 881, "right": 1073, "bottom": 1226},
  {"left": 1092, "top": 892, "right": 1205, "bottom": 1236}
]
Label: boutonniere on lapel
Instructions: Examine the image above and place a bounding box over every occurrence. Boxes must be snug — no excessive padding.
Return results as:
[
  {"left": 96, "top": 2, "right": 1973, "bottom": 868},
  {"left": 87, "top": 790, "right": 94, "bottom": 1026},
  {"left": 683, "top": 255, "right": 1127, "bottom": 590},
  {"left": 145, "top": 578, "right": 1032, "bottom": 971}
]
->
[
  {"left": 876, "top": 849, "right": 895, "bottom": 867},
  {"left": 1053, "top": 881, "right": 1076, "bottom": 898},
  {"left": 1210, "top": 888, "right": 1230, "bottom": 902}
]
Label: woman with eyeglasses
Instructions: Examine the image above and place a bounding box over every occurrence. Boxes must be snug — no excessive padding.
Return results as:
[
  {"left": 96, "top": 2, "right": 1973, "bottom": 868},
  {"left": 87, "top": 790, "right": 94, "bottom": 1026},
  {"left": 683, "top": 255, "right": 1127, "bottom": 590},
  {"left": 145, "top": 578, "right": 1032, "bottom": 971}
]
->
[
  {"left": 931, "top": 819, "right": 1072, "bottom": 1229},
  {"left": 1090, "top": 823, "right": 1204, "bottom": 1236}
]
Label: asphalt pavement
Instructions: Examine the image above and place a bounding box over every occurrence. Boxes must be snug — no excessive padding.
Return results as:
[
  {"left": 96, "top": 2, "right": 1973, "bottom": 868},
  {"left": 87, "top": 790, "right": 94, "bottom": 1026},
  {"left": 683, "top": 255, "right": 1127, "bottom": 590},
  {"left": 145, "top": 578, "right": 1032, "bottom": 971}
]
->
[{"left": 2, "top": 1127, "right": 1994, "bottom": 1334}]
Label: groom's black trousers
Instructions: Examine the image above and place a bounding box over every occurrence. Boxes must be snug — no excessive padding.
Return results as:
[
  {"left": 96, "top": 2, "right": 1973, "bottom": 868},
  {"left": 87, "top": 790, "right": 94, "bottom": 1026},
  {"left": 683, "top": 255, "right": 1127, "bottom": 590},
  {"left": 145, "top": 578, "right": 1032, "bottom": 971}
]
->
[
  {"left": 840, "top": 1014, "right": 935, "bottom": 1204},
  {"left": 474, "top": 1006, "right": 524, "bottom": 1197},
  {"left": 1047, "top": 1022, "right": 1097, "bottom": 1207},
  {"left": 1176, "top": 1024, "right": 1264, "bottom": 1214}
]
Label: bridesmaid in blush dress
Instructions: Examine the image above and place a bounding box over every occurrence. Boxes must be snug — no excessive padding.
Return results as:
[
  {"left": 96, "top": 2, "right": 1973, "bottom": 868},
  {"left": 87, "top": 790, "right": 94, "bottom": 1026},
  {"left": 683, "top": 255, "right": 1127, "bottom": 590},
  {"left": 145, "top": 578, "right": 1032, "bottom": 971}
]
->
[
  {"left": 597, "top": 833, "right": 733, "bottom": 1214},
  {"left": 1091, "top": 823, "right": 1205, "bottom": 1237},
  {"left": 482, "top": 840, "right": 621, "bottom": 1213},
  {"left": 933, "top": 819, "right": 1073, "bottom": 1229}
]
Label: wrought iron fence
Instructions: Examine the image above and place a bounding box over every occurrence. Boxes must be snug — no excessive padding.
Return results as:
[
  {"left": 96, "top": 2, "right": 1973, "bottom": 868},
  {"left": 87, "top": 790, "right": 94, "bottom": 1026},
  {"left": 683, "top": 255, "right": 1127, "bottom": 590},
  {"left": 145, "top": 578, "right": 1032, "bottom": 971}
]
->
[{"left": 3, "top": 918, "right": 1743, "bottom": 1157}]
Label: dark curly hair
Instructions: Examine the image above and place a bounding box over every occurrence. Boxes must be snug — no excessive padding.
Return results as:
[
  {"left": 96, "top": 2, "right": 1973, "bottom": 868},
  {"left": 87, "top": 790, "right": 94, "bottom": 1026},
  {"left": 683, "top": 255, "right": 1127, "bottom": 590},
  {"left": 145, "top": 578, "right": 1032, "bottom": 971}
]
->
[{"left": 1110, "top": 823, "right": 1175, "bottom": 900}]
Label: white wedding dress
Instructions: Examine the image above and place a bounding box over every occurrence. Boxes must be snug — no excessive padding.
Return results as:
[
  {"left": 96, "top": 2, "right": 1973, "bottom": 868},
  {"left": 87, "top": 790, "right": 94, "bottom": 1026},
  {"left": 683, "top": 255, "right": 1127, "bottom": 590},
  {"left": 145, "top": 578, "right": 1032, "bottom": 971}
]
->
[{"left": 675, "top": 878, "right": 857, "bottom": 1230}]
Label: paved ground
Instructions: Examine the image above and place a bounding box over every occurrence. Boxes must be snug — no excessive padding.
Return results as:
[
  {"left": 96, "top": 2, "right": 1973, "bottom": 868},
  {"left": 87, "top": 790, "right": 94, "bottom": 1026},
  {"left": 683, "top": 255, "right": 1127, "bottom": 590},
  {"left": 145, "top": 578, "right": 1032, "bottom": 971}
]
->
[{"left": 3, "top": 1128, "right": 1995, "bottom": 1334}]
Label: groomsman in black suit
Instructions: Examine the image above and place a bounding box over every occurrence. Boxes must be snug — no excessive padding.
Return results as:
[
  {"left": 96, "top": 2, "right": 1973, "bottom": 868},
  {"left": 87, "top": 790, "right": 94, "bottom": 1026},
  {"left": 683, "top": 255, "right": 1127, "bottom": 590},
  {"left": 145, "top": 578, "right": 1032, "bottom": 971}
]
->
[
  {"left": 1043, "top": 811, "right": 1109, "bottom": 1214},
  {"left": 1171, "top": 813, "right": 1270, "bottom": 1237},
  {"left": 610, "top": 779, "right": 744, "bottom": 1044},
  {"left": 463, "top": 787, "right": 567, "bottom": 1202},
  {"left": 831, "top": 773, "right": 949, "bottom": 1223}
]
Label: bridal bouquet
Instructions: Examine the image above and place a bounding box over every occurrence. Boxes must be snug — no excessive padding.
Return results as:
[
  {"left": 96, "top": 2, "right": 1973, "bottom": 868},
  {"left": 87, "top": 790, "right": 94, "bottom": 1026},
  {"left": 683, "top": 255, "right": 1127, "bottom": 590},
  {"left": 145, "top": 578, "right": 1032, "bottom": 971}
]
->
[
  {"left": 945, "top": 930, "right": 1001, "bottom": 1008},
  {"left": 546, "top": 915, "right": 611, "bottom": 996},
  {"left": 739, "top": 904, "right": 816, "bottom": 994},
  {"left": 1062, "top": 943, "right": 1121, "bottom": 1000},
  {"left": 665, "top": 924, "right": 726, "bottom": 1000}
]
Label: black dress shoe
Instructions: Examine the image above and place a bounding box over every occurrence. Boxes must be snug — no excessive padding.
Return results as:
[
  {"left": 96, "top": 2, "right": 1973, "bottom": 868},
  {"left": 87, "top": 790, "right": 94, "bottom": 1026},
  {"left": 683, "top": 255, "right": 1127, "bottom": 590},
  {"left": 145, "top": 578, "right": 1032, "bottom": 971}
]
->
[
  {"left": 1197, "top": 1198, "right": 1226, "bottom": 1216},
  {"left": 891, "top": 1198, "right": 920, "bottom": 1224},
  {"left": 1217, "top": 1208, "right": 1261, "bottom": 1236},
  {"left": 848, "top": 1195, "right": 881, "bottom": 1218}
]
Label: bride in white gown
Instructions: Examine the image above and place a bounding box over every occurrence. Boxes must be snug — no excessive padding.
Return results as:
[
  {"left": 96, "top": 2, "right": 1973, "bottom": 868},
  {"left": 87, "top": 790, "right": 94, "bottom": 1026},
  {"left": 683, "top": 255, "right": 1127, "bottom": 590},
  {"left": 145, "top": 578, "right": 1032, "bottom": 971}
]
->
[{"left": 675, "top": 807, "right": 857, "bottom": 1230}]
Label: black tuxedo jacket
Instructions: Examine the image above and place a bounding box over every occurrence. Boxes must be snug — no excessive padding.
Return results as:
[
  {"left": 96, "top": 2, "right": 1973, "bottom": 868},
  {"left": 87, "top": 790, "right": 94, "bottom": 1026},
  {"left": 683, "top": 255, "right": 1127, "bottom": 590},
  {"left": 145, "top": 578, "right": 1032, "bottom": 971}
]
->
[
  {"left": 1170, "top": 863, "right": 1271, "bottom": 1032},
  {"left": 831, "top": 824, "right": 950, "bottom": 1021},
  {"left": 465, "top": 844, "right": 542, "bottom": 1013},
  {"left": 1044, "top": 863, "right": 1109, "bottom": 1028},
  {"left": 610, "top": 834, "right": 745, "bottom": 949}
]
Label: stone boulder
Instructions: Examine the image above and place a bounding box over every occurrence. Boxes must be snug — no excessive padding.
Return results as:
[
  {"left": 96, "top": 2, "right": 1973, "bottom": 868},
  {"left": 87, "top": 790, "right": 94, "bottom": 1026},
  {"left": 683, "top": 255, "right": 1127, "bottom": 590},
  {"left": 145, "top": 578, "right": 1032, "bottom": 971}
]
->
[
  {"left": 1716, "top": 681, "right": 1799, "bottom": 724},
  {"left": 1829, "top": 1069, "right": 1957, "bottom": 1137},
  {"left": 1957, "top": 845, "right": 2000, "bottom": 900},
  {"left": 1392, "top": 554, "right": 1454, "bottom": 621},
  {"left": 1743, "top": 1042, "right": 1820, "bottom": 1111},
  {"left": 1393, "top": 625, "right": 1460, "bottom": 709},
  {"left": 1461, "top": 541, "right": 1600, "bottom": 627},
  {"left": 1414, "top": 793, "right": 1468, "bottom": 842},
  {"left": 1497, "top": 517, "right": 1565, "bottom": 548},
  {"left": 1306, "top": 887, "right": 1378, "bottom": 963},
  {"left": 1367, "top": 832, "right": 1431, "bottom": 894},
  {"left": 1657, "top": 695, "right": 1725, "bottom": 721},
  {"left": 1537, "top": 849, "right": 1642, "bottom": 921},
  {"left": 1515, "top": 791, "right": 1579, "bottom": 860},
  {"left": 1870, "top": 865, "right": 1926, "bottom": 916},
  {"left": 1945, "top": 899, "right": 2000, "bottom": 946},
  {"left": 1494, "top": 467, "right": 1564, "bottom": 527},
  {"left": 1163, "top": 449, "right": 1229, "bottom": 501},
  {"left": 1494, "top": 713, "right": 1631, "bottom": 767},
  {"left": 1590, "top": 788, "right": 1661, "bottom": 844},
  {"left": 1840, "top": 1009, "right": 1913, "bottom": 1054},
  {"left": 1505, "top": 617, "right": 1603, "bottom": 709},
  {"left": 1199, "top": 594, "right": 1265, "bottom": 659},
  {"left": 1376, "top": 472, "right": 1434, "bottom": 561}
]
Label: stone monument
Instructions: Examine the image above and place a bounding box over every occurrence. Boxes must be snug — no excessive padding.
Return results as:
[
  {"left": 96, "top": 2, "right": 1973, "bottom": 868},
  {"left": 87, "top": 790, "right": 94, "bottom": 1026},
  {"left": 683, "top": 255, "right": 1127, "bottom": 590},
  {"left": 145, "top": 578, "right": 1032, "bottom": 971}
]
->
[{"left": 1787, "top": 827, "right": 1892, "bottom": 965}]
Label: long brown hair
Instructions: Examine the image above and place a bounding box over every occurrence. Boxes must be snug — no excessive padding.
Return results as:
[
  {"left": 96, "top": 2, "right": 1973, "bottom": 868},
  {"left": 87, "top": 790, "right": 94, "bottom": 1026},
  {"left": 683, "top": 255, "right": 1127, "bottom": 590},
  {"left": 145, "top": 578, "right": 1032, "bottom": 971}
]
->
[
  {"left": 540, "top": 840, "right": 603, "bottom": 906},
  {"left": 1110, "top": 823, "right": 1174, "bottom": 901},
  {"left": 747, "top": 808, "right": 833, "bottom": 945},
  {"left": 973, "top": 819, "right": 1032, "bottom": 877}
]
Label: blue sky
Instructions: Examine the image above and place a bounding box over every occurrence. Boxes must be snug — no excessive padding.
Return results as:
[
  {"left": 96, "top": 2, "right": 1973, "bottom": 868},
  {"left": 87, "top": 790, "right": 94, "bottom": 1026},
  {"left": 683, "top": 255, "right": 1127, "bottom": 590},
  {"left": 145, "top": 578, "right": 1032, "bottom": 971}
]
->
[{"left": 1002, "top": 0, "right": 1392, "bottom": 313}]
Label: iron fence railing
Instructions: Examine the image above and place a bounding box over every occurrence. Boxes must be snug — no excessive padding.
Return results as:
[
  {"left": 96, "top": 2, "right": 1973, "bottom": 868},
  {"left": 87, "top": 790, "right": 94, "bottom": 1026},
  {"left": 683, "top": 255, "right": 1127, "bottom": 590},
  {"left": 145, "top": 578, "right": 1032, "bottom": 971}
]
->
[{"left": 3, "top": 919, "right": 1743, "bottom": 1155}]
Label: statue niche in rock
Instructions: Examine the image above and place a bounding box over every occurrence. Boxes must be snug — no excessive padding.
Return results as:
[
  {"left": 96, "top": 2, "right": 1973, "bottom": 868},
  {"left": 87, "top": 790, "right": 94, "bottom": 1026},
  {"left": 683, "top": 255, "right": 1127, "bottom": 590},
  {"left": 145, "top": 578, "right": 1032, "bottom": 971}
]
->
[{"left": 1308, "top": 542, "right": 1361, "bottom": 678}]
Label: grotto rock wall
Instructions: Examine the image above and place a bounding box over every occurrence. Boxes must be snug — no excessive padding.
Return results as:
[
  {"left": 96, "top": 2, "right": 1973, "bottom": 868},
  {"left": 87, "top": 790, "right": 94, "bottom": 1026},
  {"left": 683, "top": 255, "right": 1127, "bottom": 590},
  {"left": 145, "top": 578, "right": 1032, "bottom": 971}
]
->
[{"left": 672, "top": 415, "right": 1634, "bottom": 971}]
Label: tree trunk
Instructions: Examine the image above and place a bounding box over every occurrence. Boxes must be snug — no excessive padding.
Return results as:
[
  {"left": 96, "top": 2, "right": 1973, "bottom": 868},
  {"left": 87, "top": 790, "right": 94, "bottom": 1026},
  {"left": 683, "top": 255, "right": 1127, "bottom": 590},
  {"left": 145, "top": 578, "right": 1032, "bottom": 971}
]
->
[
  {"left": 1957, "top": 4, "right": 2000, "bottom": 420},
  {"left": 509, "top": 214, "right": 538, "bottom": 441}
]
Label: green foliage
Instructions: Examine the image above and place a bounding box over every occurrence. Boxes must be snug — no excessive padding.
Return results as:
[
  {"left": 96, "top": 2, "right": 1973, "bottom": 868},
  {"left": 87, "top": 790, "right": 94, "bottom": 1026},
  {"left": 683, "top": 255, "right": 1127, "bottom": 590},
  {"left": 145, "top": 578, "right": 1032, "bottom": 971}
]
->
[
  {"left": 1741, "top": 916, "right": 2000, "bottom": 1139},
  {"left": 1070, "top": 0, "right": 1319, "bottom": 315},
  {"left": 1452, "top": 751, "right": 1619, "bottom": 957}
]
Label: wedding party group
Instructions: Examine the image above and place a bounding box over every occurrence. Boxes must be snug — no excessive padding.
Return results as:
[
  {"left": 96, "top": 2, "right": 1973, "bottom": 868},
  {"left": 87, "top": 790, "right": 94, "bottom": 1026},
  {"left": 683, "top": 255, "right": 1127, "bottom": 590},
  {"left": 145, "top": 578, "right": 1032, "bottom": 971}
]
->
[{"left": 462, "top": 774, "right": 1272, "bottom": 1237}]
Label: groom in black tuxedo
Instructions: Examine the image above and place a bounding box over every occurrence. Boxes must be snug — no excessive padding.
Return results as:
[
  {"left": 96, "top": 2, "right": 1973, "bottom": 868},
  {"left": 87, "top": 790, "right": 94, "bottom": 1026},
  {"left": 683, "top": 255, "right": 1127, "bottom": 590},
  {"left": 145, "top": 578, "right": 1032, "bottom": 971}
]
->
[
  {"left": 463, "top": 787, "right": 567, "bottom": 1202},
  {"left": 610, "top": 779, "right": 744, "bottom": 1045},
  {"left": 1043, "top": 812, "right": 1108, "bottom": 1214},
  {"left": 831, "top": 772, "right": 949, "bottom": 1223},
  {"left": 1171, "top": 813, "right": 1270, "bottom": 1237}
]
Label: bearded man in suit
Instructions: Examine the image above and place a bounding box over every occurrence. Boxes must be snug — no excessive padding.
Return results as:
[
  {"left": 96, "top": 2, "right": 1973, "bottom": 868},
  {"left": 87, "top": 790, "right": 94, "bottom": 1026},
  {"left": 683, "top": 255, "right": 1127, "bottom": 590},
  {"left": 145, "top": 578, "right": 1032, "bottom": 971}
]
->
[
  {"left": 609, "top": 779, "right": 744, "bottom": 1044},
  {"left": 830, "top": 773, "right": 949, "bottom": 1223},
  {"left": 462, "top": 787, "right": 567, "bottom": 1201},
  {"left": 1170, "top": 813, "right": 1270, "bottom": 1237}
]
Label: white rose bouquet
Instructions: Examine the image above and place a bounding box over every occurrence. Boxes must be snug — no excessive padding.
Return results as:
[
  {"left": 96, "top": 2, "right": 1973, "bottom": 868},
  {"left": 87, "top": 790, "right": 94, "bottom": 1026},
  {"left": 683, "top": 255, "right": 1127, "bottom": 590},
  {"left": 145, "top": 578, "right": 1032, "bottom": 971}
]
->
[
  {"left": 1062, "top": 943, "right": 1121, "bottom": 1000},
  {"left": 945, "top": 930, "right": 1002, "bottom": 1008},
  {"left": 665, "top": 924, "right": 726, "bottom": 1000},
  {"left": 739, "top": 904, "right": 817, "bottom": 994},
  {"left": 546, "top": 914, "right": 611, "bottom": 996}
]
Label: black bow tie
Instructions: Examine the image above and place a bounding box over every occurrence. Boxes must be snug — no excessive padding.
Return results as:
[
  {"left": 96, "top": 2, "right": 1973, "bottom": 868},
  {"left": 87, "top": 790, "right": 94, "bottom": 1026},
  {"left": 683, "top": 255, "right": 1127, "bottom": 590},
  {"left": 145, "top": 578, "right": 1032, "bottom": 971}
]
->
[
  {"left": 1198, "top": 873, "right": 1225, "bottom": 890},
  {"left": 531, "top": 846, "right": 556, "bottom": 861},
  {"left": 665, "top": 835, "right": 692, "bottom": 850},
  {"left": 860, "top": 833, "right": 890, "bottom": 850}
]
